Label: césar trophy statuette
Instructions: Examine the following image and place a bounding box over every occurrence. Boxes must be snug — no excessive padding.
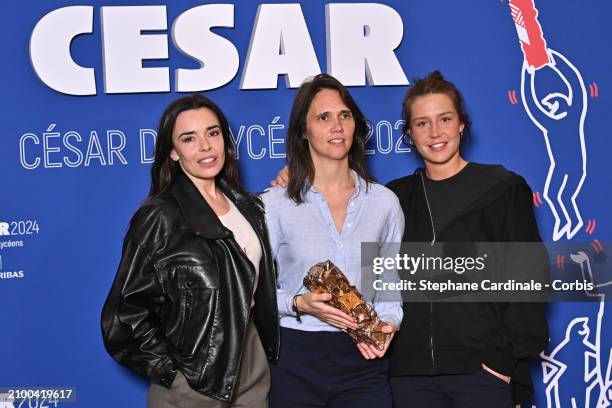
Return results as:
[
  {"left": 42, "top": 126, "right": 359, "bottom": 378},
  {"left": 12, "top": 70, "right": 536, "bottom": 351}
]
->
[{"left": 303, "top": 260, "right": 389, "bottom": 350}]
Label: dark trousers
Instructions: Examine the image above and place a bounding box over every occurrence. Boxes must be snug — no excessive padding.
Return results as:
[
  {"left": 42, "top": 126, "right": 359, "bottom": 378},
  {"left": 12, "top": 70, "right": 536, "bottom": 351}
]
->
[
  {"left": 390, "top": 371, "right": 513, "bottom": 408},
  {"left": 270, "top": 327, "right": 392, "bottom": 408}
]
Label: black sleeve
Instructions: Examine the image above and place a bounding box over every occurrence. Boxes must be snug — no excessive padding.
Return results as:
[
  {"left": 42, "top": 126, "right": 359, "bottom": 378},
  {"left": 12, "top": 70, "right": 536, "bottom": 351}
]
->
[
  {"left": 100, "top": 228, "right": 177, "bottom": 388},
  {"left": 482, "top": 178, "right": 549, "bottom": 378}
]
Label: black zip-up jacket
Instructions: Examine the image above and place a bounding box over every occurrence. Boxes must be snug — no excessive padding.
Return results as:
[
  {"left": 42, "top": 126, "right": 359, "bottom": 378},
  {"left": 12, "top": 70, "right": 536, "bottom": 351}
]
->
[
  {"left": 386, "top": 164, "right": 549, "bottom": 403},
  {"left": 101, "top": 172, "right": 280, "bottom": 401}
]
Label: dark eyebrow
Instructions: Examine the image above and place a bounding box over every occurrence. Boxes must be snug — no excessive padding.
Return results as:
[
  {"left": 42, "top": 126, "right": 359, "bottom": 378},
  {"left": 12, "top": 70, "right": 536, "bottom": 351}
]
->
[
  {"left": 314, "top": 110, "right": 351, "bottom": 117},
  {"left": 412, "top": 111, "right": 454, "bottom": 121},
  {"left": 177, "top": 130, "right": 196, "bottom": 138},
  {"left": 177, "top": 125, "right": 220, "bottom": 138}
]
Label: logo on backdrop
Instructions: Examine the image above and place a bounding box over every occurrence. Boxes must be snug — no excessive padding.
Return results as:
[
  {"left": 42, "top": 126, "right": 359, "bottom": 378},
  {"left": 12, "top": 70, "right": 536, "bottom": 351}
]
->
[
  {"left": 0, "top": 219, "right": 38, "bottom": 279},
  {"left": 0, "top": 256, "right": 25, "bottom": 280},
  {"left": 29, "top": 3, "right": 408, "bottom": 95},
  {"left": 508, "top": 1, "right": 609, "bottom": 407},
  {"left": 0, "top": 220, "right": 38, "bottom": 250}
]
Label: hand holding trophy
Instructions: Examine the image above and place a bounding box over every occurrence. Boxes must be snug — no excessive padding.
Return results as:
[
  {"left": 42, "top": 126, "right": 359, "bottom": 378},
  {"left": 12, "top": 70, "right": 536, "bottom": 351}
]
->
[{"left": 303, "top": 260, "right": 390, "bottom": 351}]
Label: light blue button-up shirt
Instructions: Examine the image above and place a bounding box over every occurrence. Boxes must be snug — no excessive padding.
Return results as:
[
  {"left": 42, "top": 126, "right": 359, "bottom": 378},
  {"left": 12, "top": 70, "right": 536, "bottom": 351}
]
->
[{"left": 262, "top": 172, "right": 404, "bottom": 332}]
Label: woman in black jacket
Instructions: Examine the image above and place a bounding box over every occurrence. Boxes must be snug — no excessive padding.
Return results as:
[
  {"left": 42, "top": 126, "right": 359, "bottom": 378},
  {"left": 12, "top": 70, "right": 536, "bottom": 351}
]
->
[
  {"left": 386, "top": 71, "right": 549, "bottom": 407},
  {"left": 101, "top": 95, "right": 280, "bottom": 407}
]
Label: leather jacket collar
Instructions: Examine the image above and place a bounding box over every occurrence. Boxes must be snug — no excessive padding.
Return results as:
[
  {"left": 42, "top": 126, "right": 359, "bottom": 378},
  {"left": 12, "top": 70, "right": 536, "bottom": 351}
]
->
[{"left": 170, "top": 171, "right": 248, "bottom": 240}]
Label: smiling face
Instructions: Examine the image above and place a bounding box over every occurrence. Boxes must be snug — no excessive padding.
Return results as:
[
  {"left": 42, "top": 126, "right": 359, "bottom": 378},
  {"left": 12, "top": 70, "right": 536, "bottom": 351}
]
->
[
  {"left": 408, "top": 93, "right": 465, "bottom": 172},
  {"left": 170, "top": 108, "right": 225, "bottom": 187},
  {"left": 304, "top": 88, "right": 355, "bottom": 166}
]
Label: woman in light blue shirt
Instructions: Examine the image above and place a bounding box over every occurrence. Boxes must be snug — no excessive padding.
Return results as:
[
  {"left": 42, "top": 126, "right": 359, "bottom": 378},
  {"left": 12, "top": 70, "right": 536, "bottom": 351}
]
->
[{"left": 262, "top": 74, "right": 404, "bottom": 408}]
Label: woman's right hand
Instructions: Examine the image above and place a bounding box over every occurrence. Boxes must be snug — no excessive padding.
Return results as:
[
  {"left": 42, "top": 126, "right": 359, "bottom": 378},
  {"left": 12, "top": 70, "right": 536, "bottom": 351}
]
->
[
  {"left": 295, "top": 292, "right": 359, "bottom": 330},
  {"left": 270, "top": 165, "right": 289, "bottom": 187}
]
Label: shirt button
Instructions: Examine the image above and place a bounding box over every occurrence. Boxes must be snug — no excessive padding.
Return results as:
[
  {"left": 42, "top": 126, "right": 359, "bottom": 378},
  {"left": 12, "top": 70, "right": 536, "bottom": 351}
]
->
[
  {"left": 226, "top": 385, "right": 232, "bottom": 390},
  {"left": 224, "top": 394, "right": 230, "bottom": 399}
]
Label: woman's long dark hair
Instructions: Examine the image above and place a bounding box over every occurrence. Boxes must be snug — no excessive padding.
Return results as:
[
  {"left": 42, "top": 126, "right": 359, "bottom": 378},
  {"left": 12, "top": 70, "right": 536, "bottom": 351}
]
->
[
  {"left": 286, "top": 74, "right": 374, "bottom": 204},
  {"left": 148, "top": 94, "right": 244, "bottom": 199}
]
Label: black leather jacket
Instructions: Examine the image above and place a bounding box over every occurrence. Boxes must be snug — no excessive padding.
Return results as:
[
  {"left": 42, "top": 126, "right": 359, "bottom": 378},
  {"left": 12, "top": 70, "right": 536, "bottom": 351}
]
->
[{"left": 101, "top": 172, "right": 280, "bottom": 401}]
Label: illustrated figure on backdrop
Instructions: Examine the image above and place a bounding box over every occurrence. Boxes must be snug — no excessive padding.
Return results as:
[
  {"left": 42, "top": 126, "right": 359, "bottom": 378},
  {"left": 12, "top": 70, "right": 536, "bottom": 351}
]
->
[
  {"left": 262, "top": 73, "right": 404, "bottom": 408},
  {"left": 508, "top": 3, "right": 606, "bottom": 407},
  {"left": 386, "top": 71, "right": 549, "bottom": 408},
  {"left": 101, "top": 94, "right": 279, "bottom": 408},
  {"left": 521, "top": 49, "right": 588, "bottom": 242},
  {"left": 540, "top": 252, "right": 611, "bottom": 408},
  {"left": 510, "top": 0, "right": 588, "bottom": 241}
]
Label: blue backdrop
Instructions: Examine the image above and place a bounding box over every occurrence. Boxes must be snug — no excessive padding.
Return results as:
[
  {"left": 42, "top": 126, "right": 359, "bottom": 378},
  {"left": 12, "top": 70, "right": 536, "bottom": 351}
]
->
[{"left": 1, "top": 1, "right": 610, "bottom": 407}]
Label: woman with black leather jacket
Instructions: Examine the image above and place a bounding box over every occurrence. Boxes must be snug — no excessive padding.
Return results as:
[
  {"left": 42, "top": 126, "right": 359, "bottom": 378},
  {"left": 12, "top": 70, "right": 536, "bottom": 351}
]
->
[
  {"left": 101, "top": 94, "right": 280, "bottom": 407},
  {"left": 386, "top": 71, "right": 549, "bottom": 407}
]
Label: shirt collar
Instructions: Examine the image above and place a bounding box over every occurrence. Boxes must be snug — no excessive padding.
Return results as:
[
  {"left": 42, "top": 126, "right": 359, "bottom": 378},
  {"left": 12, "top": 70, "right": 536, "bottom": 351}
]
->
[{"left": 307, "top": 169, "right": 364, "bottom": 200}]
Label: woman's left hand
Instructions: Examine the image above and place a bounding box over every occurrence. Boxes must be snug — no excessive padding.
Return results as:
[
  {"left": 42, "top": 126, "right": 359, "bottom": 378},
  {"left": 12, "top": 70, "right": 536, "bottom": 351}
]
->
[{"left": 356, "top": 323, "right": 396, "bottom": 360}]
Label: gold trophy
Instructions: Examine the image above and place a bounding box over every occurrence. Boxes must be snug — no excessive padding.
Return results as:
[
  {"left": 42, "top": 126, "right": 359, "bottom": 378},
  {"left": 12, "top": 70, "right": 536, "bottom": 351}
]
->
[{"left": 303, "top": 260, "right": 389, "bottom": 350}]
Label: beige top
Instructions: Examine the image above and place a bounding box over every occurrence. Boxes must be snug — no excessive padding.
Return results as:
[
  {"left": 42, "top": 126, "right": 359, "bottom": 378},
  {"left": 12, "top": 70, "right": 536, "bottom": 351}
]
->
[{"left": 218, "top": 197, "right": 261, "bottom": 306}]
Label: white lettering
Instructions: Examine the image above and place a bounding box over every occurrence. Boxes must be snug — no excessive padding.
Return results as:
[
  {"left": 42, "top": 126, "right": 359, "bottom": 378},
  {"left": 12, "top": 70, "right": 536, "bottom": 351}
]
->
[
  {"left": 229, "top": 126, "right": 245, "bottom": 160},
  {"left": 326, "top": 3, "right": 408, "bottom": 86},
  {"left": 84, "top": 131, "right": 106, "bottom": 166},
  {"left": 246, "top": 125, "right": 266, "bottom": 159},
  {"left": 268, "top": 117, "right": 286, "bottom": 158},
  {"left": 140, "top": 129, "right": 157, "bottom": 163},
  {"left": 64, "top": 131, "right": 84, "bottom": 167},
  {"left": 107, "top": 130, "right": 128, "bottom": 165},
  {"left": 19, "top": 133, "right": 41, "bottom": 170},
  {"left": 30, "top": 4, "right": 409, "bottom": 94},
  {"left": 101, "top": 6, "right": 169, "bottom": 93},
  {"left": 241, "top": 4, "right": 321, "bottom": 89},
  {"left": 30, "top": 6, "right": 96, "bottom": 95},
  {"left": 43, "top": 130, "right": 62, "bottom": 168},
  {"left": 173, "top": 4, "right": 239, "bottom": 91}
]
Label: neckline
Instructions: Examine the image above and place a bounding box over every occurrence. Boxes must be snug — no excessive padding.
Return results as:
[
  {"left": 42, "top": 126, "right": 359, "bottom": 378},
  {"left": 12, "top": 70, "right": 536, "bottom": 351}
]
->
[
  {"left": 309, "top": 169, "right": 363, "bottom": 200},
  {"left": 423, "top": 162, "right": 473, "bottom": 185},
  {"left": 216, "top": 193, "right": 234, "bottom": 218}
]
